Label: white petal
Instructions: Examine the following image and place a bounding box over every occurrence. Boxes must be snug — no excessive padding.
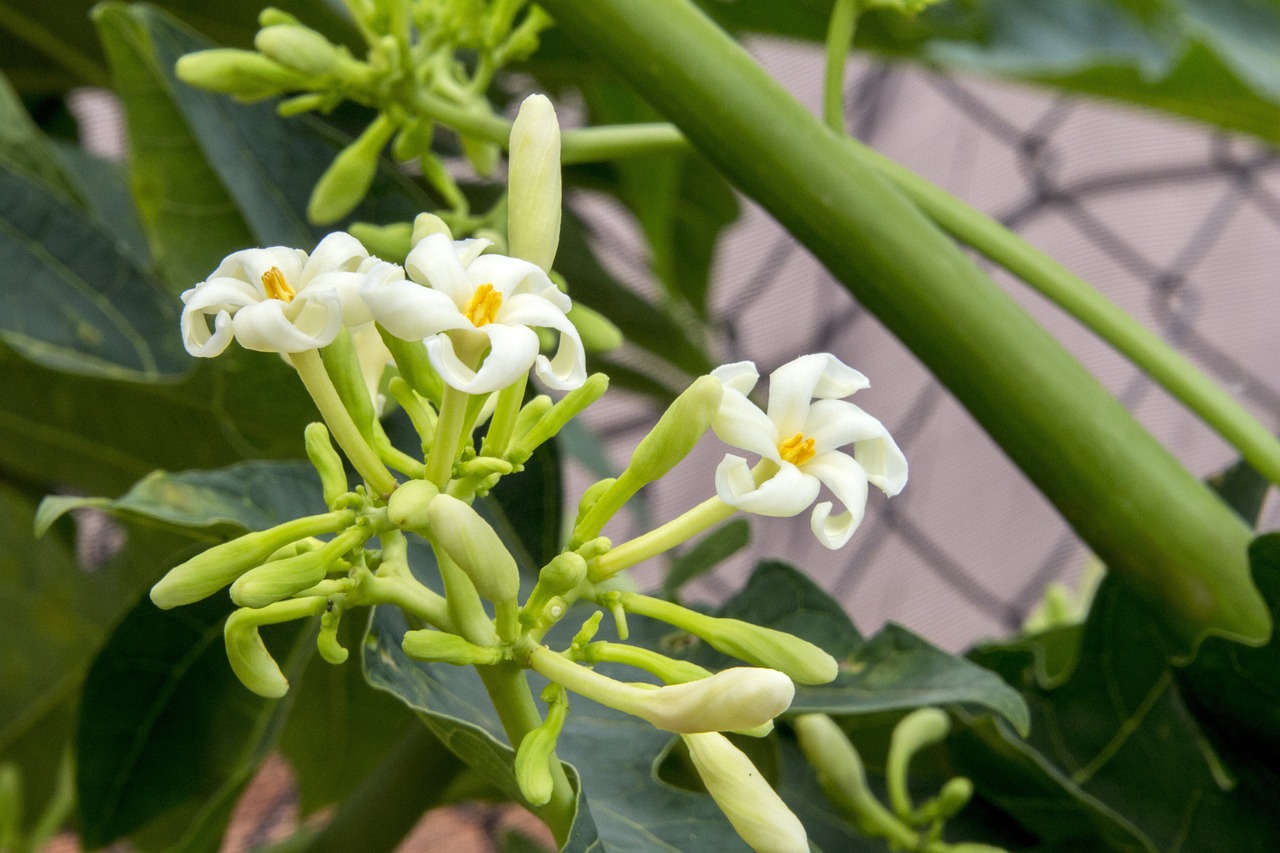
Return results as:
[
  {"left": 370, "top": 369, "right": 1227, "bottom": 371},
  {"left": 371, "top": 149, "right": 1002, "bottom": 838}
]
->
[
  {"left": 305, "top": 270, "right": 373, "bottom": 326},
  {"left": 405, "top": 233, "right": 473, "bottom": 302},
  {"left": 180, "top": 277, "right": 261, "bottom": 313},
  {"left": 302, "top": 231, "right": 369, "bottom": 282},
  {"left": 804, "top": 399, "right": 894, "bottom": 454},
  {"left": 362, "top": 275, "right": 468, "bottom": 340},
  {"left": 715, "top": 456, "right": 820, "bottom": 517},
  {"left": 212, "top": 247, "right": 306, "bottom": 293},
  {"left": 427, "top": 324, "right": 541, "bottom": 394},
  {"left": 181, "top": 306, "right": 234, "bottom": 357},
  {"left": 854, "top": 430, "right": 908, "bottom": 496},
  {"left": 766, "top": 354, "right": 865, "bottom": 436},
  {"left": 466, "top": 253, "right": 548, "bottom": 298},
  {"left": 534, "top": 322, "right": 587, "bottom": 390},
  {"left": 804, "top": 451, "right": 870, "bottom": 549},
  {"left": 710, "top": 360, "right": 759, "bottom": 396},
  {"left": 712, "top": 388, "right": 781, "bottom": 461},
  {"left": 455, "top": 237, "right": 491, "bottom": 266},
  {"left": 231, "top": 293, "right": 342, "bottom": 353},
  {"left": 351, "top": 324, "right": 393, "bottom": 411}
]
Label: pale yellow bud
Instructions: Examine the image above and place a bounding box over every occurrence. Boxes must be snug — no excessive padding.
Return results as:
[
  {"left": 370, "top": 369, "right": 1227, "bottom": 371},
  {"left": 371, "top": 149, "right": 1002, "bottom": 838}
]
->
[
  {"left": 410, "top": 212, "right": 453, "bottom": 244},
  {"left": 426, "top": 495, "right": 519, "bottom": 604},
  {"left": 507, "top": 94, "right": 562, "bottom": 272},
  {"left": 387, "top": 478, "right": 441, "bottom": 530},
  {"left": 176, "top": 49, "right": 309, "bottom": 100}
]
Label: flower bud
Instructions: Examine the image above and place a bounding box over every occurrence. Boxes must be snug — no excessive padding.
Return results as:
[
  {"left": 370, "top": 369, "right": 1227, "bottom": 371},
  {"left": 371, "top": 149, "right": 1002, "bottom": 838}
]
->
[
  {"left": 426, "top": 495, "right": 519, "bottom": 604},
  {"left": 254, "top": 25, "right": 345, "bottom": 76},
  {"left": 512, "top": 373, "right": 609, "bottom": 463},
  {"left": 619, "top": 593, "right": 837, "bottom": 685},
  {"left": 402, "top": 629, "right": 503, "bottom": 665},
  {"left": 511, "top": 394, "right": 552, "bottom": 442},
  {"left": 514, "top": 688, "right": 568, "bottom": 806},
  {"left": 887, "top": 707, "right": 951, "bottom": 819},
  {"left": 582, "top": 641, "right": 711, "bottom": 685},
  {"left": 308, "top": 116, "right": 396, "bottom": 225},
  {"left": 317, "top": 598, "right": 348, "bottom": 664},
  {"left": 229, "top": 547, "right": 337, "bottom": 609},
  {"left": 348, "top": 221, "right": 413, "bottom": 266},
  {"left": 507, "top": 94, "right": 562, "bottom": 272},
  {"left": 566, "top": 303, "right": 622, "bottom": 353},
  {"left": 461, "top": 133, "right": 501, "bottom": 177},
  {"left": 258, "top": 7, "right": 299, "bottom": 26},
  {"left": 150, "top": 511, "right": 352, "bottom": 609},
  {"left": 392, "top": 118, "right": 434, "bottom": 162},
  {"left": 931, "top": 776, "right": 973, "bottom": 820},
  {"left": 305, "top": 422, "right": 348, "bottom": 507},
  {"left": 387, "top": 478, "right": 441, "bottom": 530},
  {"left": 682, "top": 732, "right": 808, "bottom": 853},
  {"left": 225, "top": 598, "right": 326, "bottom": 697},
  {"left": 175, "top": 49, "right": 309, "bottom": 100},
  {"left": 410, "top": 212, "right": 453, "bottom": 244},
  {"left": 793, "top": 713, "right": 878, "bottom": 832}
]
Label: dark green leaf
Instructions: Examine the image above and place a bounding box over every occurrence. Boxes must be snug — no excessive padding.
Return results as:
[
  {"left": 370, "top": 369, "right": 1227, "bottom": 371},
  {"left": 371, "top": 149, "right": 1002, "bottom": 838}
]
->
[
  {"left": 51, "top": 143, "right": 151, "bottom": 266},
  {"left": 0, "top": 72, "right": 81, "bottom": 200},
  {"left": 663, "top": 519, "right": 750, "bottom": 599},
  {"left": 489, "top": 437, "right": 564, "bottom": 570},
  {"left": 1207, "top": 457, "right": 1270, "bottom": 527},
  {"left": 77, "top": 591, "right": 313, "bottom": 849}
]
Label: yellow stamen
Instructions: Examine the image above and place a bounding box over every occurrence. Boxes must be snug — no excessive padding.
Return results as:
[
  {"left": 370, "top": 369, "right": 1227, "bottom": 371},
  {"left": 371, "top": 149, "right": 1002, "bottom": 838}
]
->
[
  {"left": 778, "top": 432, "right": 816, "bottom": 466},
  {"left": 261, "top": 267, "right": 296, "bottom": 302},
  {"left": 464, "top": 283, "right": 503, "bottom": 327}
]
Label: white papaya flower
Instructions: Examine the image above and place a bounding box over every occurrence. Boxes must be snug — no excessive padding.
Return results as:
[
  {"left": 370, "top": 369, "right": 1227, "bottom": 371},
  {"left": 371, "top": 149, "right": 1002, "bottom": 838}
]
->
[
  {"left": 360, "top": 233, "right": 586, "bottom": 394},
  {"left": 712, "top": 353, "right": 907, "bottom": 549},
  {"left": 683, "top": 732, "right": 809, "bottom": 853},
  {"left": 180, "top": 232, "right": 375, "bottom": 356}
]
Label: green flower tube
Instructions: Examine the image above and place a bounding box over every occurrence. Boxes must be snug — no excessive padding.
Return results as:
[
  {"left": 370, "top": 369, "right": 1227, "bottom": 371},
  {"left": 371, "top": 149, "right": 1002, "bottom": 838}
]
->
[
  {"left": 225, "top": 598, "right": 326, "bottom": 698},
  {"left": 402, "top": 629, "right": 504, "bottom": 666}
]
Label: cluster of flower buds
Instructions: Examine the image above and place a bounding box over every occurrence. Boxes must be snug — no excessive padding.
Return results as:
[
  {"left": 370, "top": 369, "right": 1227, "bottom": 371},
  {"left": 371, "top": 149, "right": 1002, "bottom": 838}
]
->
[
  {"left": 154, "top": 88, "right": 908, "bottom": 853},
  {"left": 176, "top": 1, "right": 554, "bottom": 225}
]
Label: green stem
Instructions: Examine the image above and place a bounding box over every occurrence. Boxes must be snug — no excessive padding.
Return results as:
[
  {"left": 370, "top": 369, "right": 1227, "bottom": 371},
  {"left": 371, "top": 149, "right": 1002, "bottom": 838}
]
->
[
  {"left": 476, "top": 662, "right": 578, "bottom": 844},
  {"left": 289, "top": 350, "right": 399, "bottom": 498},
  {"left": 823, "top": 0, "right": 859, "bottom": 134},
  {"left": 537, "top": 0, "right": 1269, "bottom": 652},
  {"left": 589, "top": 497, "right": 736, "bottom": 582},
  {"left": 481, "top": 375, "right": 527, "bottom": 458},
  {"left": 425, "top": 383, "right": 470, "bottom": 488},
  {"left": 435, "top": 549, "right": 499, "bottom": 646}
]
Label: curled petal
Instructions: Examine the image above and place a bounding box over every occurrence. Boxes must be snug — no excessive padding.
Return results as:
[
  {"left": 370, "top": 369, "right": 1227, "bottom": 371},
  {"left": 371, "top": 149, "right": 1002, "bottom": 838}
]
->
[
  {"left": 180, "top": 278, "right": 261, "bottom": 357},
  {"left": 211, "top": 247, "right": 306, "bottom": 295},
  {"left": 303, "top": 231, "right": 368, "bottom": 282},
  {"left": 855, "top": 431, "right": 908, "bottom": 496},
  {"left": 467, "top": 253, "right": 550, "bottom": 299},
  {"left": 534, "top": 317, "right": 587, "bottom": 391},
  {"left": 361, "top": 273, "right": 468, "bottom": 340},
  {"left": 805, "top": 399, "right": 894, "bottom": 454},
  {"left": 427, "top": 324, "right": 542, "bottom": 394},
  {"left": 182, "top": 307, "right": 234, "bottom": 357},
  {"left": 231, "top": 293, "right": 342, "bottom": 353},
  {"left": 710, "top": 360, "right": 759, "bottom": 396},
  {"left": 712, "top": 388, "right": 781, "bottom": 461},
  {"left": 767, "top": 354, "right": 869, "bottom": 436},
  {"left": 804, "top": 451, "right": 870, "bottom": 549},
  {"left": 405, "top": 234, "right": 484, "bottom": 302},
  {"left": 715, "top": 456, "right": 821, "bottom": 517}
]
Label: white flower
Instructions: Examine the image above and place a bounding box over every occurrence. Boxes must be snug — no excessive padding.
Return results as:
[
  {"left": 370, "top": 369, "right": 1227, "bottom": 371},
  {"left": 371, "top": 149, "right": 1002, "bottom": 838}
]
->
[
  {"left": 711, "top": 353, "right": 907, "bottom": 549},
  {"left": 361, "top": 233, "right": 586, "bottom": 394},
  {"left": 682, "top": 732, "right": 809, "bottom": 853},
  {"left": 180, "top": 232, "right": 374, "bottom": 356}
]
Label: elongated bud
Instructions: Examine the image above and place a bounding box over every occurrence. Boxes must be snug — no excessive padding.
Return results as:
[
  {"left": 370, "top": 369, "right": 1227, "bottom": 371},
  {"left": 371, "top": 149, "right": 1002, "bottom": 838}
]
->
[
  {"left": 176, "top": 49, "right": 309, "bottom": 99},
  {"left": 583, "top": 641, "right": 711, "bottom": 685},
  {"left": 411, "top": 212, "right": 453, "bottom": 244},
  {"left": 522, "top": 552, "right": 588, "bottom": 628},
  {"left": 574, "top": 376, "right": 722, "bottom": 543},
  {"left": 530, "top": 648, "right": 793, "bottom": 733},
  {"left": 225, "top": 598, "right": 326, "bottom": 697},
  {"left": 254, "top": 25, "right": 345, "bottom": 76},
  {"left": 426, "top": 495, "right": 519, "bottom": 604},
  {"left": 150, "top": 511, "right": 352, "bottom": 609},
  {"left": 402, "top": 629, "right": 503, "bottom": 665},
  {"left": 512, "top": 394, "right": 552, "bottom": 441},
  {"left": 230, "top": 545, "right": 338, "bottom": 608},
  {"left": 887, "top": 708, "right": 951, "bottom": 819},
  {"left": 566, "top": 303, "right": 622, "bottom": 353},
  {"left": 305, "top": 422, "right": 348, "bottom": 507},
  {"left": 308, "top": 116, "right": 395, "bottom": 225},
  {"left": 574, "top": 478, "right": 616, "bottom": 527},
  {"left": 320, "top": 327, "right": 378, "bottom": 439},
  {"left": 392, "top": 118, "right": 434, "bottom": 162},
  {"left": 461, "top": 133, "right": 501, "bottom": 177},
  {"left": 511, "top": 373, "right": 609, "bottom": 462},
  {"left": 682, "top": 732, "right": 809, "bottom": 853},
  {"left": 317, "top": 598, "right": 348, "bottom": 664},
  {"left": 258, "top": 7, "right": 301, "bottom": 26},
  {"left": 928, "top": 776, "right": 973, "bottom": 821},
  {"left": 387, "top": 479, "right": 440, "bottom": 530},
  {"left": 619, "top": 593, "right": 837, "bottom": 685},
  {"left": 515, "top": 688, "right": 569, "bottom": 806},
  {"left": 349, "top": 221, "right": 413, "bottom": 265},
  {"left": 508, "top": 94, "right": 562, "bottom": 272},
  {"left": 793, "top": 714, "right": 881, "bottom": 833}
]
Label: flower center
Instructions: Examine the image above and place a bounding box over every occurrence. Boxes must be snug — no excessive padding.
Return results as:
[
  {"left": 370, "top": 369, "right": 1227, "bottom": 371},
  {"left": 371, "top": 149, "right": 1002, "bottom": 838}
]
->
[
  {"left": 261, "top": 267, "right": 296, "bottom": 302},
  {"left": 464, "top": 283, "right": 503, "bottom": 327},
  {"left": 778, "top": 432, "right": 816, "bottom": 466}
]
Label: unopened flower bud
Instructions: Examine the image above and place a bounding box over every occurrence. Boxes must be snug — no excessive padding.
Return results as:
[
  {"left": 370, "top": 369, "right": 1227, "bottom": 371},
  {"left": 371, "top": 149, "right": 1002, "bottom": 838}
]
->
[
  {"left": 254, "top": 24, "right": 345, "bottom": 76},
  {"left": 348, "top": 221, "right": 413, "bottom": 265},
  {"left": 619, "top": 593, "right": 837, "bottom": 685},
  {"left": 317, "top": 598, "right": 348, "bottom": 664},
  {"left": 931, "top": 776, "right": 973, "bottom": 820},
  {"left": 387, "top": 478, "right": 440, "bottom": 530},
  {"left": 512, "top": 373, "right": 609, "bottom": 463},
  {"left": 583, "top": 641, "right": 711, "bottom": 685},
  {"left": 392, "top": 118, "right": 434, "bottom": 162},
  {"left": 427, "top": 495, "right": 519, "bottom": 604},
  {"left": 682, "top": 732, "right": 808, "bottom": 853},
  {"left": 461, "top": 133, "right": 501, "bottom": 178},
  {"left": 305, "top": 422, "right": 348, "bottom": 507},
  {"left": 793, "top": 714, "right": 880, "bottom": 833},
  {"left": 530, "top": 648, "right": 793, "bottom": 733},
  {"left": 402, "top": 629, "right": 503, "bottom": 665},
  {"left": 258, "top": 7, "right": 301, "bottom": 26},
  {"left": 230, "top": 546, "right": 338, "bottom": 608},
  {"left": 514, "top": 688, "right": 568, "bottom": 806},
  {"left": 410, "top": 212, "right": 453, "bottom": 244},
  {"left": 566, "top": 303, "right": 622, "bottom": 353},
  {"left": 508, "top": 94, "right": 561, "bottom": 272},
  {"left": 150, "top": 511, "right": 352, "bottom": 609},
  {"left": 308, "top": 116, "right": 396, "bottom": 225},
  {"left": 176, "top": 49, "right": 309, "bottom": 100},
  {"left": 887, "top": 708, "right": 951, "bottom": 819},
  {"left": 511, "top": 394, "right": 552, "bottom": 441},
  {"left": 225, "top": 598, "right": 326, "bottom": 697}
]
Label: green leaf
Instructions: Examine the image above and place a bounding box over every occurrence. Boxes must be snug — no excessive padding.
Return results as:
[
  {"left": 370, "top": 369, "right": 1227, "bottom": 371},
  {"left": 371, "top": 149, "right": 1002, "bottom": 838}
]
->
[
  {"left": 663, "top": 518, "right": 750, "bottom": 599},
  {"left": 958, "top": 572, "right": 1280, "bottom": 851},
  {"left": 51, "top": 142, "right": 151, "bottom": 266},
  {"left": 1207, "top": 457, "right": 1270, "bottom": 527},
  {"left": 0, "top": 72, "right": 80, "bottom": 199},
  {"left": 76, "top": 591, "right": 312, "bottom": 850},
  {"left": 489, "top": 437, "right": 564, "bottom": 570}
]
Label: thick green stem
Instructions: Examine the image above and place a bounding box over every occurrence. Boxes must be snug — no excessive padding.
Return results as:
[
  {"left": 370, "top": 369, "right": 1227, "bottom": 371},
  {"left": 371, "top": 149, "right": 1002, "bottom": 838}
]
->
[
  {"left": 476, "top": 662, "right": 578, "bottom": 844},
  {"left": 823, "top": 0, "right": 859, "bottom": 134},
  {"left": 425, "top": 383, "right": 470, "bottom": 488},
  {"left": 481, "top": 375, "right": 526, "bottom": 458},
  {"left": 537, "top": 0, "right": 1269, "bottom": 652},
  {"left": 589, "top": 497, "right": 736, "bottom": 582},
  {"left": 289, "top": 349, "right": 399, "bottom": 498}
]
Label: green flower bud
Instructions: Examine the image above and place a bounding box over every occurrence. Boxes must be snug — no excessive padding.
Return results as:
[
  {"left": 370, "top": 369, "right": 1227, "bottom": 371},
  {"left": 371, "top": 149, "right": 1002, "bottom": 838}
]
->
[
  {"left": 524, "top": 552, "right": 587, "bottom": 617},
  {"left": 230, "top": 546, "right": 337, "bottom": 609},
  {"left": 511, "top": 394, "right": 552, "bottom": 442},
  {"left": 582, "top": 640, "right": 711, "bottom": 685},
  {"left": 887, "top": 708, "right": 951, "bottom": 819},
  {"left": 254, "top": 25, "right": 345, "bottom": 76},
  {"left": 793, "top": 714, "right": 880, "bottom": 832},
  {"left": 530, "top": 648, "right": 793, "bottom": 733},
  {"left": 574, "top": 376, "right": 722, "bottom": 543},
  {"left": 514, "top": 688, "right": 568, "bottom": 807},
  {"left": 348, "top": 221, "right": 413, "bottom": 265},
  {"left": 410, "top": 212, "right": 453, "bottom": 244},
  {"left": 305, "top": 422, "right": 348, "bottom": 508},
  {"left": 461, "top": 133, "right": 501, "bottom": 178},
  {"left": 225, "top": 598, "right": 326, "bottom": 697},
  {"left": 308, "top": 115, "right": 396, "bottom": 225},
  {"left": 320, "top": 327, "right": 378, "bottom": 440},
  {"left": 392, "top": 118, "right": 434, "bottom": 162},
  {"left": 150, "top": 511, "right": 353, "bottom": 609},
  {"left": 566, "top": 303, "right": 622, "bottom": 353},
  {"left": 175, "top": 49, "right": 309, "bottom": 100},
  {"left": 426, "top": 495, "right": 519, "bottom": 604},
  {"left": 932, "top": 776, "right": 973, "bottom": 820},
  {"left": 507, "top": 94, "right": 562, "bottom": 272},
  {"left": 682, "top": 732, "right": 809, "bottom": 853},
  {"left": 258, "top": 7, "right": 301, "bottom": 27},
  {"left": 387, "top": 478, "right": 441, "bottom": 530},
  {"left": 401, "top": 629, "right": 503, "bottom": 665},
  {"left": 317, "top": 598, "right": 349, "bottom": 664},
  {"left": 619, "top": 592, "right": 838, "bottom": 685},
  {"left": 512, "top": 373, "right": 609, "bottom": 462}
]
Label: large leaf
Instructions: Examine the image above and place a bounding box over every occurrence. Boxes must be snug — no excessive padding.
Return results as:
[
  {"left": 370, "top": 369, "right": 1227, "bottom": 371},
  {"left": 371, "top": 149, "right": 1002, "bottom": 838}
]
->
[{"left": 0, "top": 72, "right": 80, "bottom": 199}]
